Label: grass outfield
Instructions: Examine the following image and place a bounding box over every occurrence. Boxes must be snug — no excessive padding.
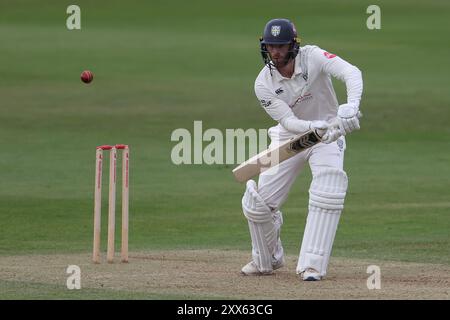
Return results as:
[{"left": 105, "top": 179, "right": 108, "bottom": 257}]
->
[{"left": 0, "top": 0, "right": 449, "bottom": 299}]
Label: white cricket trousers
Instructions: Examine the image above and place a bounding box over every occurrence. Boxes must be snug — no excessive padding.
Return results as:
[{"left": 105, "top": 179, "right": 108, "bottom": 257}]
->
[{"left": 256, "top": 125, "right": 346, "bottom": 263}]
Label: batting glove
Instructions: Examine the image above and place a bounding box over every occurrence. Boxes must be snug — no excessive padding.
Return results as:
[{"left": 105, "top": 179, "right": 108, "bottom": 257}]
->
[
  {"left": 321, "top": 127, "right": 341, "bottom": 144},
  {"left": 337, "top": 103, "right": 361, "bottom": 135},
  {"left": 309, "top": 120, "right": 329, "bottom": 138}
]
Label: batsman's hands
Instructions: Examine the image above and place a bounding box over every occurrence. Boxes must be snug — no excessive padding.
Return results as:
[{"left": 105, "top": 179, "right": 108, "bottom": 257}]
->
[
  {"left": 311, "top": 120, "right": 340, "bottom": 144},
  {"left": 337, "top": 103, "right": 360, "bottom": 135},
  {"left": 321, "top": 126, "right": 341, "bottom": 144},
  {"left": 309, "top": 120, "right": 329, "bottom": 138}
]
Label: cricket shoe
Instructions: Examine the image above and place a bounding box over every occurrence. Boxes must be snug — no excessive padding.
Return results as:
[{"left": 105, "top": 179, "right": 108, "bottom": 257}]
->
[
  {"left": 241, "top": 258, "right": 285, "bottom": 276},
  {"left": 300, "top": 268, "right": 322, "bottom": 281}
]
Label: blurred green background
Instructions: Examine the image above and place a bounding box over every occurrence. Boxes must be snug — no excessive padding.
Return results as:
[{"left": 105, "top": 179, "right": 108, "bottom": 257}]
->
[{"left": 0, "top": 0, "right": 449, "bottom": 289}]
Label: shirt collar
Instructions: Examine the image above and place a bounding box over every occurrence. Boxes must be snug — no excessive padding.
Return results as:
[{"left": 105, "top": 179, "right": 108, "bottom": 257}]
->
[{"left": 271, "top": 55, "right": 303, "bottom": 82}]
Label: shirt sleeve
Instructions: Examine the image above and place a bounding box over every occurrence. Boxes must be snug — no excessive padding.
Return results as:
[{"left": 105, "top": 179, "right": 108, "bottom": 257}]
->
[
  {"left": 310, "top": 47, "right": 363, "bottom": 107},
  {"left": 254, "top": 80, "right": 311, "bottom": 134}
]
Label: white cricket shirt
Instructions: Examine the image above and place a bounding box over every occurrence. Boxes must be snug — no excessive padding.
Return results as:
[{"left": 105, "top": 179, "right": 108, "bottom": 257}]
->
[{"left": 255, "top": 45, "right": 363, "bottom": 136}]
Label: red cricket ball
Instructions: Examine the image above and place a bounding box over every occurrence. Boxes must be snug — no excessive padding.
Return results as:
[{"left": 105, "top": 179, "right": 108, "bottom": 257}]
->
[{"left": 81, "top": 70, "right": 94, "bottom": 84}]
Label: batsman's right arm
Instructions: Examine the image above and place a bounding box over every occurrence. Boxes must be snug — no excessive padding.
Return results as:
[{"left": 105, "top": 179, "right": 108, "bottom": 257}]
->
[{"left": 254, "top": 81, "right": 312, "bottom": 135}]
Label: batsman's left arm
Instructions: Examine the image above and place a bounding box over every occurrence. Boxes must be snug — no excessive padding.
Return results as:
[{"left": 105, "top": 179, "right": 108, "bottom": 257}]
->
[
  {"left": 312, "top": 48, "right": 363, "bottom": 108},
  {"left": 311, "top": 47, "right": 364, "bottom": 136}
]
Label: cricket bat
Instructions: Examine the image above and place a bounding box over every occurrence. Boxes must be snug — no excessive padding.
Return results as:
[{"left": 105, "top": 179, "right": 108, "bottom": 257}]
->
[
  {"left": 232, "top": 113, "right": 361, "bottom": 183},
  {"left": 232, "top": 129, "right": 323, "bottom": 183}
]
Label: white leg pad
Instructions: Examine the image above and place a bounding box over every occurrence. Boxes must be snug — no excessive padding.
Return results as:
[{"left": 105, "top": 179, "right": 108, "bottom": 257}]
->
[
  {"left": 272, "top": 210, "right": 284, "bottom": 266},
  {"left": 297, "top": 168, "right": 348, "bottom": 276},
  {"left": 242, "top": 180, "right": 279, "bottom": 273}
]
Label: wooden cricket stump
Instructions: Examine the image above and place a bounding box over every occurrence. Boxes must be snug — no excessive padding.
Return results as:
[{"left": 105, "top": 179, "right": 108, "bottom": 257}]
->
[{"left": 93, "top": 144, "right": 129, "bottom": 264}]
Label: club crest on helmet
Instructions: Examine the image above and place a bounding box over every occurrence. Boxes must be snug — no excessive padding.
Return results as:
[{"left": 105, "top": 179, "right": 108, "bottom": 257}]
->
[{"left": 271, "top": 25, "right": 281, "bottom": 36}]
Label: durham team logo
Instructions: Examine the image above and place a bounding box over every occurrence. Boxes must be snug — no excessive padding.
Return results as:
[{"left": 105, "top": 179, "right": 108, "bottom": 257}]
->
[{"left": 271, "top": 25, "right": 281, "bottom": 36}]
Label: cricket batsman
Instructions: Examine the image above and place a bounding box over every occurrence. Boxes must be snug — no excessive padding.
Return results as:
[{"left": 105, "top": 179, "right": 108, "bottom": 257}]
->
[{"left": 241, "top": 18, "right": 363, "bottom": 280}]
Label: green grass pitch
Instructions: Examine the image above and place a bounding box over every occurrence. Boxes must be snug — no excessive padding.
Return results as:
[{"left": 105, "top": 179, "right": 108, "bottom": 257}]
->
[{"left": 0, "top": 0, "right": 449, "bottom": 299}]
